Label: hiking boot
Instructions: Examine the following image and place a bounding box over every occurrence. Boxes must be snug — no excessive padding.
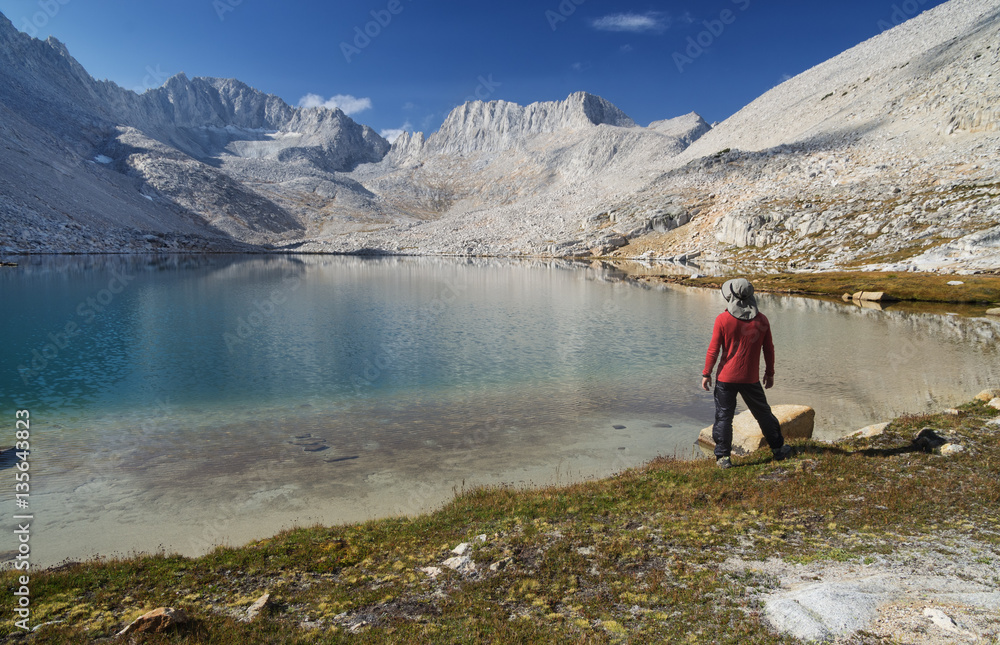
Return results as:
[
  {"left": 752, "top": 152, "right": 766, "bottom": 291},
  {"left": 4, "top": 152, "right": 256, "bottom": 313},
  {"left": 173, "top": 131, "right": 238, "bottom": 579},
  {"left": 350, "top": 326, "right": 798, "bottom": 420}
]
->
[
  {"left": 716, "top": 456, "right": 732, "bottom": 469},
  {"left": 772, "top": 444, "right": 794, "bottom": 461}
]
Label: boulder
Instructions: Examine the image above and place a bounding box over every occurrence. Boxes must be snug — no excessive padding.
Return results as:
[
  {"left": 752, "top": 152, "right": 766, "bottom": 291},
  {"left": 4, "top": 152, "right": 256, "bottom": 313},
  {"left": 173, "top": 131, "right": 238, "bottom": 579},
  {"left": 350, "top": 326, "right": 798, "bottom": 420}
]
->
[
  {"left": 989, "top": 398, "right": 1000, "bottom": 411},
  {"left": 986, "top": 308, "right": 1000, "bottom": 317},
  {"left": 975, "top": 389, "right": 1000, "bottom": 402},
  {"left": 857, "top": 291, "right": 898, "bottom": 302},
  {"left": 117, "top": 607, "right": 189, "bottom": 637},
  {"left": 697, "top": 405, "right": 815, "bottom": 455}
]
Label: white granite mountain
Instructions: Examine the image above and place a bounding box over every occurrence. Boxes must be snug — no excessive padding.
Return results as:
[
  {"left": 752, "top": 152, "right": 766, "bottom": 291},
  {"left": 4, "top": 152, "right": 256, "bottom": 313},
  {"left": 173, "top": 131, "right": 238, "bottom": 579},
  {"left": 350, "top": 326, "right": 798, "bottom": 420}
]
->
[
  {"left": 0, "top": 11, "right": 389, "bottom": 251},
  {"left": 625, "top": 0, "right": 1000, "bottom": 272},
  {"left": 2, "top": 0, "right": 999, "bottom": 272}
]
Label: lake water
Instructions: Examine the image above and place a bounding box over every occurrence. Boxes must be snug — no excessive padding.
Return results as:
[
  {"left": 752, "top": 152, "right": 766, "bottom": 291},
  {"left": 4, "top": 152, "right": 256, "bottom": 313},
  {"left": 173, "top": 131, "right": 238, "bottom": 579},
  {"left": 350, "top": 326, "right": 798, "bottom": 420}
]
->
[{"left": 3, "top": 254, "right": 999, "bottom": 566}]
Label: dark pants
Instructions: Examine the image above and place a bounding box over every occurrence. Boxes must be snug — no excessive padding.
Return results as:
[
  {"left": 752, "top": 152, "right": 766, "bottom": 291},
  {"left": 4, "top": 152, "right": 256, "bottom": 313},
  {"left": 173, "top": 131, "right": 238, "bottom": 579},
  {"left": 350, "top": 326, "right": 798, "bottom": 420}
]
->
[{"left": 712, "top": 381, "right": 784, "bottom": 459}]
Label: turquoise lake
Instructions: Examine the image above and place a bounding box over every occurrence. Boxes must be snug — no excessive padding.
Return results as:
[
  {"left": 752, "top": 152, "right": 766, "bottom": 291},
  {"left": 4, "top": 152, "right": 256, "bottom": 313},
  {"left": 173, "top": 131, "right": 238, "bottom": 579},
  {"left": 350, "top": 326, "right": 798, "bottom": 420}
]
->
[{"left": 2, "top": 254, "right": 999, "bottom": 565}]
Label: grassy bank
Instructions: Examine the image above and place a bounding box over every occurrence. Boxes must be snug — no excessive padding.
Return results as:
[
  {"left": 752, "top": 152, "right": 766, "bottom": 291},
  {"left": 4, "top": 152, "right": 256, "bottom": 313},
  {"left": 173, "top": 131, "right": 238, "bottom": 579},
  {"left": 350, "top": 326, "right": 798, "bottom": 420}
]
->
[
  {"left": 3, "top": 399, "right": 999, "bottom": 643},
  {"left": 639, "top": 271, "right": 1000, "bottom": 306}
]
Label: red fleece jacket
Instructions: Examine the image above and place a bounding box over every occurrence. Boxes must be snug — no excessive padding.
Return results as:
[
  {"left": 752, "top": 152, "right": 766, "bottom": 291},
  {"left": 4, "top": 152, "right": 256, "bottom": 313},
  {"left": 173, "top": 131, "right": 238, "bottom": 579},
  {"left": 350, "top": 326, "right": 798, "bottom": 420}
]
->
[{"left": 702, "top": 311, "right": 775, "bottom": 384}]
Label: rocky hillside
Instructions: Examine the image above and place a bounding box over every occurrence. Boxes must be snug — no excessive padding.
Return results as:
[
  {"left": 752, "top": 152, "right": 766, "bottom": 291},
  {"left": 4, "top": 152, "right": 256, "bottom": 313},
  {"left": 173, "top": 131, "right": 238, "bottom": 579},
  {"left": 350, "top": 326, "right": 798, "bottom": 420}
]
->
[
  {"left": 0, "top": 11, "right": 391, "bottom": 252},
  {"left": 616, "top": 0, "right": 1000, "bottom": 273},
  {"left": 2, "top": 0, "right": 999, "bottom": 273},
  {"left": 331, "top": 93, "right": 708, "bottom": 257}
]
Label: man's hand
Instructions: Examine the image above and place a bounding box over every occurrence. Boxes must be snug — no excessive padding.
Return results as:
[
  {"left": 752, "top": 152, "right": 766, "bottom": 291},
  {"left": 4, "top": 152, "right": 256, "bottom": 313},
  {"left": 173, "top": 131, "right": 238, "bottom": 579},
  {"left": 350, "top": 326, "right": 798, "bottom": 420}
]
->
[
  {"left": 701, "top": 376, "right": 712, "bottom": 391},
  {"left": 763, "top": 375, "right": 774, "bottom": 389}
]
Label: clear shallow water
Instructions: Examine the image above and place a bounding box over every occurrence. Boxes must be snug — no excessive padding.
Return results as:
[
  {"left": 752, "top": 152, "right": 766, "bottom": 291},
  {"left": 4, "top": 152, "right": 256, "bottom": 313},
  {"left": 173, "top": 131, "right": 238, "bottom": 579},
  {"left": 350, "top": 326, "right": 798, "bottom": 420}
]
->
[{"left": 2, "top": 254, "right": 999, "bottom": 565}]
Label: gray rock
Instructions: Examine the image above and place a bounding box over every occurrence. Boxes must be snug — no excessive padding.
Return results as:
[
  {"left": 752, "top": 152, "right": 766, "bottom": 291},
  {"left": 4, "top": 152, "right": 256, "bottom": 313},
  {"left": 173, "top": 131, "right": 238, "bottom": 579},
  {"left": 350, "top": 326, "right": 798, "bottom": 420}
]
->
[
  {"left": 765, "top": 582, "right": 883, "bottom": 642},
  {"left": 442, "top": 555, "right": 475, "bottom": 574}
]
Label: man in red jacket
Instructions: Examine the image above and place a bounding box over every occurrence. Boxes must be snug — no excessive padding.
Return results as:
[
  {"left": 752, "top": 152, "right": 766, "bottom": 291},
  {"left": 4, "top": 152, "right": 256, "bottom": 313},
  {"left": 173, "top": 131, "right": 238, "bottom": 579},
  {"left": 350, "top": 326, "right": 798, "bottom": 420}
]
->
[{"left": 702, "top": 278, "right": 792, "bottom": 469}]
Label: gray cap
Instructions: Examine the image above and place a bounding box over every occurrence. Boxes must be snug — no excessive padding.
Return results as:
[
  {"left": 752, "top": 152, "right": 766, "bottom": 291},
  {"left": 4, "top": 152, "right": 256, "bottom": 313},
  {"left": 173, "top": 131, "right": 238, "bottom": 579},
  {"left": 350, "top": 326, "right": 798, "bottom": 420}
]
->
[{"left": 722, "top": 278, "right": 758, "bottom": 320}]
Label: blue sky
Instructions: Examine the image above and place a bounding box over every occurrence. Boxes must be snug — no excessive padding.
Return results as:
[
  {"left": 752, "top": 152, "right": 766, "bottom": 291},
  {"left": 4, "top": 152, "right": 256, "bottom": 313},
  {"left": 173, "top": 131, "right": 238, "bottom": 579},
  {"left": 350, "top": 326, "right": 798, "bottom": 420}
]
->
[{"left": 1, "top": 0, "right": 948, "bottom": 140}]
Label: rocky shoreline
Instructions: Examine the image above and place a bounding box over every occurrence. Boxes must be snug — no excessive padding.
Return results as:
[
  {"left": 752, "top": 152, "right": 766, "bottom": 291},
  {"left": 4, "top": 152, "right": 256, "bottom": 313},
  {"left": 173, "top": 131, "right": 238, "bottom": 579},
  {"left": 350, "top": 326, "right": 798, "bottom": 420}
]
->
[{"left": 5, "top": 390, "right": 999, "bottom": 643}]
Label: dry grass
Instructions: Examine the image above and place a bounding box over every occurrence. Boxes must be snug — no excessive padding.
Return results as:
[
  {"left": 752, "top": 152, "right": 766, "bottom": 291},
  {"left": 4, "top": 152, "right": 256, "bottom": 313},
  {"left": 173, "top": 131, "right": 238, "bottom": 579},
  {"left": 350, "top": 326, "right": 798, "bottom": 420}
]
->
[{"left": 664, "top": 271, "right": 1000, "bottom": 305}]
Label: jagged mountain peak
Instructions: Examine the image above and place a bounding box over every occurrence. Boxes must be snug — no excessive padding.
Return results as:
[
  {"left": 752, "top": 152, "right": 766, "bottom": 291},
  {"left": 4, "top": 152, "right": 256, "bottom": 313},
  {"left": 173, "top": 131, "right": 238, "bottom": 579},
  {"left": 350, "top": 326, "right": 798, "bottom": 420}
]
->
[{"left": 428, "top": 91, "right": 637, "bottom": 155}]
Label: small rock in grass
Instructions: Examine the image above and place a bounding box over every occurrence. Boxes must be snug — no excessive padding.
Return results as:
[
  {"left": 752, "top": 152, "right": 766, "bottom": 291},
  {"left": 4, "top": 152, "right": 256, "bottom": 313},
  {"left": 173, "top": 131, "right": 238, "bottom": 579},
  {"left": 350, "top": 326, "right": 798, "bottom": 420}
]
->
[
  {"left": 793, "top": 459, "right": 818, "bottom": 473},
  {"left": 244, "top": 593, "right": 271, "bottom": 622},
  {"left": 942, "top": 408, "right": 961, "bottom": 416},
  {"left": 452, "top": 542, "right": 470, "bottom": 555},
  {"left": 442, "top": 555, "right": 475, "bottom": 573},
  {"left": 489, "top": 558, "right": 511, "bottom": 572},
  {"left": 923, "top": 607, "right": 974, "bottom": 636},
  {"left": 989, "top": 398, "right": 1000, "bottom": 411},
  {"left": 849, "top": 422, "right": 890, "bottom": 438},
  {"left": 947, "top": 281, "right": 964, "bottom": 286},
  {"left": 419, "top": 566, "right": 443, "bottom": 579},
  {"left": 117, "top": 607, "right": 189, "bottom": 637},
  {"left": 937, "top": 443, "right": 965, "bottom": 457}
]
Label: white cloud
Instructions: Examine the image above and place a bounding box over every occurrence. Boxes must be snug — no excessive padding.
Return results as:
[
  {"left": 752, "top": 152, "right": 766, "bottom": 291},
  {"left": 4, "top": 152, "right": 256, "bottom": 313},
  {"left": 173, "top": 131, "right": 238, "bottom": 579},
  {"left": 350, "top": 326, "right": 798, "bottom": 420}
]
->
[
  {"left": 380, "top": 120, "right": 413, "bottom": 143},
  {"left": 297, "top": 93, "right": 373, "bottom": 116},
  {"left": 591, "top": 12, "right": 668, "bottom": 33}
]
